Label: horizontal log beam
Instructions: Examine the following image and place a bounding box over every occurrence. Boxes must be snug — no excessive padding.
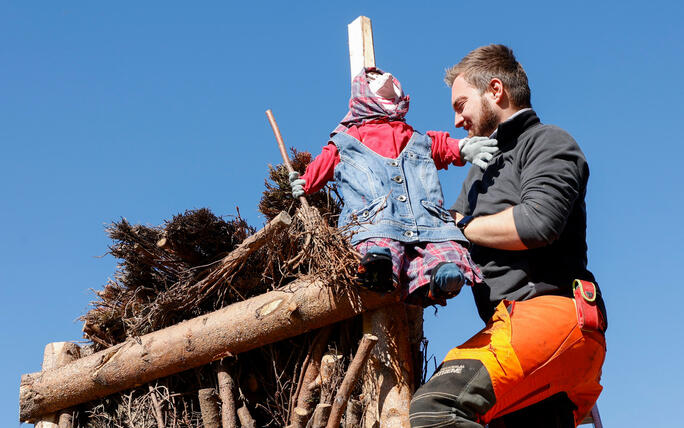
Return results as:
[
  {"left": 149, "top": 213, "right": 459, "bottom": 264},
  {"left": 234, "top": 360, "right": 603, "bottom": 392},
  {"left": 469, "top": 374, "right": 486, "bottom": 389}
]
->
[{"left": 20, "top": 279, "right": 398, "bottom": 422}]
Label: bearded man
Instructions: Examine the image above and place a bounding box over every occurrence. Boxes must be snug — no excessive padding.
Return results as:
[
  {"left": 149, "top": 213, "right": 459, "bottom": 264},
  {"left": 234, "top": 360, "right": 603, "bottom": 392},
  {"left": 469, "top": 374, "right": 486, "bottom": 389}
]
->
[{"left": 408, "top": 44, "right": 607, "bottom": 428}]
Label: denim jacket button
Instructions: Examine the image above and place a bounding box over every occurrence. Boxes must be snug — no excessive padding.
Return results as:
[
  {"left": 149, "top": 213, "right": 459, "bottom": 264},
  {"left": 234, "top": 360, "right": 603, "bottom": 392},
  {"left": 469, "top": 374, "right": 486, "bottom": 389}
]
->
[
  {"left": 397, "top": 195, "right": 407, "bottom": 202},
  {"left": 404, "top": 230, "right": 414, "bottom": 237},
  {"left": 362, "top": 211, "right": 369, "bottom": 217},
  {"left": 389, "top": 160, "right": 399, "bottom": 167},
  {"left": 392, "top": 175, "right": 404, "bottom": 183}
]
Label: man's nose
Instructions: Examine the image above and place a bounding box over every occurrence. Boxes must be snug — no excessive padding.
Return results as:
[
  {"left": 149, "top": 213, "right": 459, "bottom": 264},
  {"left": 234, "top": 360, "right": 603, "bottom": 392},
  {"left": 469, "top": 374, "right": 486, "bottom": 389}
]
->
[{"left": 454, "top": 113, "right": 464, "bottom": 128}]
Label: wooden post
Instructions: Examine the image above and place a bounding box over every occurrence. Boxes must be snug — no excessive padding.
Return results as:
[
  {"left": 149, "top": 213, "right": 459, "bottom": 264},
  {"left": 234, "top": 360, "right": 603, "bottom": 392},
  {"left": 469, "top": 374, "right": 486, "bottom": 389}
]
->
[
  {"left": 237, "top": 404, "right": 257, "bottom": 428},
  {"left": 344, "top": 399, "right": 362, "bottom": 427},
  {"left": 198, "top": 388, "right": 221, "bottom": 428},
  {"left": 317, "top": 351, "right": 343, "bottom": 392},
  {"left": 348, "top": 16, "right": 375, "bottom": 79},
  {"left": 217, "top": 362, "right": 239, "bottom": 428},
  {"left": 347, "top": 15, "right": 415, "bottom": 428},
  {"left": 35, "top": 342, "right": 80, "bottom": 428},
  {"left": 148, "top": 384, "right": 165, "bottom": 428},
  {"left": 20, "top": 279, "right": 396, "bottom": 422},
  {"left": 291, "top": 326, "right": 332, "bottom": 427},
  {"left": 362, "top": 304, "right": 414, "bottom": 428},
  {"left": 289, "top": 407, "right": 310, "bottom": 427},
  {"left": 57, "top": 413, "right": 73, "bottom": 428},
  {"left": 310, "top": 403, "right": 332, "bottom": 428}
]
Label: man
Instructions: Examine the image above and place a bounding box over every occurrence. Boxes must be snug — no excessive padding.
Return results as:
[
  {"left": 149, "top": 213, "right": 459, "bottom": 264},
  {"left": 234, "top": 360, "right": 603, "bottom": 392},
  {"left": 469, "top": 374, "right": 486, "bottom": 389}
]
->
[{"left": 408, "top": 44, "right": 607, "bottom": 428}]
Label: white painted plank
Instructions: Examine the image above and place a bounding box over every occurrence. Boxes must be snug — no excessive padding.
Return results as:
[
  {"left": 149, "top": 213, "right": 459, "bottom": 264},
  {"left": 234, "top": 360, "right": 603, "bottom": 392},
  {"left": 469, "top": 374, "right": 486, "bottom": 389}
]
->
[{"left": 348, "top": 16, "right": 375, "bottom": 81}]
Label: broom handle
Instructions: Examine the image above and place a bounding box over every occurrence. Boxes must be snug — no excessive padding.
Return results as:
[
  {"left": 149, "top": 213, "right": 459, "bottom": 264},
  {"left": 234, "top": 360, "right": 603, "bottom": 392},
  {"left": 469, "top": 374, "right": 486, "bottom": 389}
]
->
[{"left": 265, "top": 109, "right": 311, "bottom": 210}]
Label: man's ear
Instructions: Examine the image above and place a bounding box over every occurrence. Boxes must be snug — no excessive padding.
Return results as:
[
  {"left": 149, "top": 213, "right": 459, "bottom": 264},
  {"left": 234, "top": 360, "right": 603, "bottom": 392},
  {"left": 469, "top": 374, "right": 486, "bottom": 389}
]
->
[{"left": 488, "top": 78, "right": 505, "bottom": 104}]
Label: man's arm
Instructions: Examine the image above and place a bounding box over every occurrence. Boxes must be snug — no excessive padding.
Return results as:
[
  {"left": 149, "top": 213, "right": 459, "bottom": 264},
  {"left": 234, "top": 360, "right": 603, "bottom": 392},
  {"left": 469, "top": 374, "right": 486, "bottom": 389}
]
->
[
  {"left": 454, "top": 126, "right": 587, "bottom": 252},
  {"left": 454, "top": 208, "right": 528, "bottom": 251}
]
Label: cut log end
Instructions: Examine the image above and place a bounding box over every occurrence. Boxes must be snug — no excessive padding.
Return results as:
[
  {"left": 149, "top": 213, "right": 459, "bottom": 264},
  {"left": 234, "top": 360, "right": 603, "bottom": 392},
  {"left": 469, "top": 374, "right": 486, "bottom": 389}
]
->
[
  {"left": 237, "top": 404, "right": 257, "bottom": 428},
  {"left": 156, "top": 237, "right": 169, "bottom": 249},
  {"left": 290, "top": 406, "right": 310, "bottom": 428},
  {"left": 310, "top": 403, "right": 332, "bottom": 428}
]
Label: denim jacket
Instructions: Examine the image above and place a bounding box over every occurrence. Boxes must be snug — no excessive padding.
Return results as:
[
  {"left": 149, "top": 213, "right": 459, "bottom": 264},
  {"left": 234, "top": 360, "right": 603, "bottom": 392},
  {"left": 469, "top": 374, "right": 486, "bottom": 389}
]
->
[{"left": 331, "top": 131, "right": 466, "bottom": 245}]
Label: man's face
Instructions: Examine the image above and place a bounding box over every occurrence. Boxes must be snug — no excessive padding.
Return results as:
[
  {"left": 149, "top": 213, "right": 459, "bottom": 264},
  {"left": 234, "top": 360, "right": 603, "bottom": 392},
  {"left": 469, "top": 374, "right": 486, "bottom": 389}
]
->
[{"left": 451, "top": 75, "right": 499, "bottom": 137}]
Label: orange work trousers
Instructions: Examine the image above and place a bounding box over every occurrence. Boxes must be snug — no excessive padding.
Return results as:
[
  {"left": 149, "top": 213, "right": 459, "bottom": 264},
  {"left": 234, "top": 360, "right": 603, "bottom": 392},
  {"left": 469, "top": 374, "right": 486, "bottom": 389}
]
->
[{"left": 443, "top": 295, "right": 606, "bottom": 426}]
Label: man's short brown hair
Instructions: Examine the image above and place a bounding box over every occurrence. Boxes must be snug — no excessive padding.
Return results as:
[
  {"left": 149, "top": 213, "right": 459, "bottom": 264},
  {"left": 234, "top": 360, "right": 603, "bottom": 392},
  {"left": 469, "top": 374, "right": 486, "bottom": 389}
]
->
[{"left": 445, "top": 44, "right": 531, "bottom": 108}]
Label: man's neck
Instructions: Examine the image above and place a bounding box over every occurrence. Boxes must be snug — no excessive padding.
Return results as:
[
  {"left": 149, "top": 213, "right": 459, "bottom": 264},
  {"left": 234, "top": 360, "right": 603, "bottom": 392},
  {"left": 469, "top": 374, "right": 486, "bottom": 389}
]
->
[
  {"left": 490, "top": 108, "right": 532, "bottom": 138},
  {"left": 499, "top": 106, "right": 528, "bottom": 124}
]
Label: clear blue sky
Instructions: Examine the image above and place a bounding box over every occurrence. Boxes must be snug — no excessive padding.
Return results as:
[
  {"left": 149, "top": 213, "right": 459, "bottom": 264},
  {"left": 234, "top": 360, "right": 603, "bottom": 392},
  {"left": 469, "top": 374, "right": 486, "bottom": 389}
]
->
[{"left": 2, "top": 1, "right": 682, "bottom": 426}]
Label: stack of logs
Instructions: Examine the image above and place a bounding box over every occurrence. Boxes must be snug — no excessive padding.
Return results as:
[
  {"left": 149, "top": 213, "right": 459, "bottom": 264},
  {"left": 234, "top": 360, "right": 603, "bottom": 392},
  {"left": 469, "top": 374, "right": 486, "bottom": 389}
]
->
[
  {"left": 20, "top": 210, "right": 422, "bottom": 427},
  {"left": 196, "top": 334, "right": 378, "bottom": 428}
]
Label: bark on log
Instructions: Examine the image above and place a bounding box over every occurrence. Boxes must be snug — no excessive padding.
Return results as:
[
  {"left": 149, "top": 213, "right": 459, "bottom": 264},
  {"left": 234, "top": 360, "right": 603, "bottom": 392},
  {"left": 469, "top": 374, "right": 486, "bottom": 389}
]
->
[
  {"left": 291, "top": 327, "right": 332, "bottom": 427},
  {"left": 237, "top": 404, "right": 257, "bottom": 428},
  {"left": 217, "top": 363, "right": 238, "bottom": 428},
  {"left": 362, "top": 304, "right": 414, "bottom": 428},
  {"left": 327, "top": 334, "right": 378, "bottom": 428},
  {"left": 35, "top": 342, "right": 80, "bottom": 428},
  {"left": 20, "top": 279, "right": 396, "bottom": 422},
  {"left": 309, "top": 404, "right": 332, "bottom": 428},
  {"left": 198, "top": 388, "right": 221, "bottom": 428},
  {"left": 343, "top": 399, "right": 362, "bottom": 428}
]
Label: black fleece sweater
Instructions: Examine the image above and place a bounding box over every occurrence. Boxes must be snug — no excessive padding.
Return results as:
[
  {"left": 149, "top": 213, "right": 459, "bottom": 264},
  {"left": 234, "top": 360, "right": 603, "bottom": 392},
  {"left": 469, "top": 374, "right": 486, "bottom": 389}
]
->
[{"left": 452, "top": 109, "right": 606, "bottom": 323}]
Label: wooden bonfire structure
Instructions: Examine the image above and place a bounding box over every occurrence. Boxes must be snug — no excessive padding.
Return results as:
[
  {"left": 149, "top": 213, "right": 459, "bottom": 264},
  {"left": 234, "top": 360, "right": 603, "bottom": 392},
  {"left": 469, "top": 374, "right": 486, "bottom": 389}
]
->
[{"left": 20, "top": 17, "right": 424, "bottom": 428}]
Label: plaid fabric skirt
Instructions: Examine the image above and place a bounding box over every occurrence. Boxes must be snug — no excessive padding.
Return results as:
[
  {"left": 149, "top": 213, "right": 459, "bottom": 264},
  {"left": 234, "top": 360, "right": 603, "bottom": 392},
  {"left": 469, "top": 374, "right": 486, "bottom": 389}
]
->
[{"left": 355, "top": 238, "right": 482, "bottom": 294}]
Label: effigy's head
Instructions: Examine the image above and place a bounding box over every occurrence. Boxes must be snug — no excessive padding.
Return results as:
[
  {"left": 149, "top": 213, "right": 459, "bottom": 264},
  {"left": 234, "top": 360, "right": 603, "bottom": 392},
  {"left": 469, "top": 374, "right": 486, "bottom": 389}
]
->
[{"left": 332, "top": 67, "right": 410, "bottom": 136}]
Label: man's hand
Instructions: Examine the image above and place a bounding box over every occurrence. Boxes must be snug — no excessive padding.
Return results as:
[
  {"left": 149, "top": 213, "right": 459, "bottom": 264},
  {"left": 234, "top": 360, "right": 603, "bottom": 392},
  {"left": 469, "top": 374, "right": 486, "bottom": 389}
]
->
[
  {"left": 289, "top": 171, "right": 306, "bottom": 198},
  {"left": 459, "top": 137, "right": 499, "bottom": 169}
]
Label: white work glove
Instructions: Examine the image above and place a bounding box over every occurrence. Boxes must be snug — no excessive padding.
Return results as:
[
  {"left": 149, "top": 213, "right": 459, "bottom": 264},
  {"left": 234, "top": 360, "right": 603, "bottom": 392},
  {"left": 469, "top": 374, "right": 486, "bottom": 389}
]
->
[
  {"left": 289, "top": 171, "right": 306, "bottom": 198},
  {"left": 459, "top": 136, "right": 499, "bottom": 169}
]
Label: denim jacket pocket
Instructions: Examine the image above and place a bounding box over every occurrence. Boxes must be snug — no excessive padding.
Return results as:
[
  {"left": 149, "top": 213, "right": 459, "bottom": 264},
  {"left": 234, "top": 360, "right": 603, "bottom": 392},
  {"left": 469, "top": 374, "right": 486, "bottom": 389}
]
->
[
  {"left": 348, "top": 196, "right": 387, "bottom": 224},
  {"left": 421, "top": 200, "right": 455, "bottom": 224}
]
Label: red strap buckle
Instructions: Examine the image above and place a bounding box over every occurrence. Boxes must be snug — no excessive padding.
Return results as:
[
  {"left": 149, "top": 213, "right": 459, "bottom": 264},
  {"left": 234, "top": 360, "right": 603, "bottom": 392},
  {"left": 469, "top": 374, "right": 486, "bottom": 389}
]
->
[{"left": 573, "top": 279, "right": 596, "bottom": 302}]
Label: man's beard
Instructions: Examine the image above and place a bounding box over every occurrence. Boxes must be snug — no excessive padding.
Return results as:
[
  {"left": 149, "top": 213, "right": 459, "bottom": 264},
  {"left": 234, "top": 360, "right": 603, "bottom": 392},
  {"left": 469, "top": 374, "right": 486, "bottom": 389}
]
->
[{"left": 469, "top": 98, "right": 499, "bottom": 137}]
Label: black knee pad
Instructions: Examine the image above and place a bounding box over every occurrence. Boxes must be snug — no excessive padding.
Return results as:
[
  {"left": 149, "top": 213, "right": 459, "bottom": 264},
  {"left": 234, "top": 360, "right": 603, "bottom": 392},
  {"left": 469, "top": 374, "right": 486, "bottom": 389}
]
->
[{"left": 409, "top": 359, "right": 496, "bottom": 427}]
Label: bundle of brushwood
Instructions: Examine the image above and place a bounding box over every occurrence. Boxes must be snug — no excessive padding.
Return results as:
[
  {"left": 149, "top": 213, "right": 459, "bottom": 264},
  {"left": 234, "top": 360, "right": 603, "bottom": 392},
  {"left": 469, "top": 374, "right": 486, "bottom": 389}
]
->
[{"left": 34, "top": 149, "right": 424, "bottom": 428}]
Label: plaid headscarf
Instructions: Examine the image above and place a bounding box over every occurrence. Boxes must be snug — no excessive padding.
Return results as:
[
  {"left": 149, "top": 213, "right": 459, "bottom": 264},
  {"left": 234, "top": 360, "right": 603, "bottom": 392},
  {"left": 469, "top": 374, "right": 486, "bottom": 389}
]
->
[{"left": 331, "top": 67, "right": 410, "bottom": 136}]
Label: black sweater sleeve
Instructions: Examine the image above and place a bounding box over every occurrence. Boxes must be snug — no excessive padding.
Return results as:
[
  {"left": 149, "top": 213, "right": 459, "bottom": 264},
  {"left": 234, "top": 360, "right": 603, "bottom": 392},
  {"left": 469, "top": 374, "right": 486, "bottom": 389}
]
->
[{"left": 512, "top": 125, "right": 589, "bottom": 249}]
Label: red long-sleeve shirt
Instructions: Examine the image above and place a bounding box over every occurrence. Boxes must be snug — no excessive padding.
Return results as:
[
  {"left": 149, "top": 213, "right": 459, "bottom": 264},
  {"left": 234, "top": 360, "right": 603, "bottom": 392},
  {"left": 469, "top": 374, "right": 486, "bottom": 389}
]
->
[{"left": 301, "top": 120, "right": 465, "bottom": 194}]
